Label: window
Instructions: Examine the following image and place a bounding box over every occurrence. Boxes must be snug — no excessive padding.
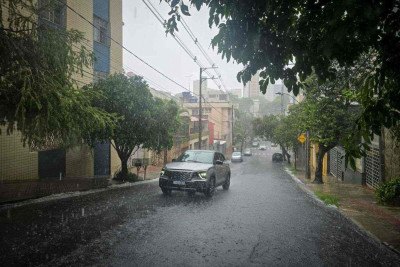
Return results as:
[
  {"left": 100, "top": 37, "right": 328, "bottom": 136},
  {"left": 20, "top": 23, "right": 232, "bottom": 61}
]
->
[
  {"left": 176, "top": 151, "right": 214, "bottom": 164},
  {"left": 40, "top": 0, "right": 65, "bottom": 26},
  {"left": 94, "top": 16, "right": 110, "bottom": 45}
]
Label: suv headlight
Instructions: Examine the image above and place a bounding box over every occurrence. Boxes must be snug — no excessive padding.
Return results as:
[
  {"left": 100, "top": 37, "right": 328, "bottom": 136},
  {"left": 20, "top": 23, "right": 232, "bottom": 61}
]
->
[
  {"left": 160, "top": 169, "right": 165, "bottom": 177},
  {"left": 198, "top": 171, "right": 207, "bottom": 179}
]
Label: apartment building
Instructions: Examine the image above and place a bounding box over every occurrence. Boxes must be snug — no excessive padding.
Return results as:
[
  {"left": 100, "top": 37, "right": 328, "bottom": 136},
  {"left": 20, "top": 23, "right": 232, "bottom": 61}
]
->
[
  {"left": 182, "top": 95, "right": 232, "bottom": 156},
  {"left": 0, "top": 0, "right": 123, "bottom": 181}
]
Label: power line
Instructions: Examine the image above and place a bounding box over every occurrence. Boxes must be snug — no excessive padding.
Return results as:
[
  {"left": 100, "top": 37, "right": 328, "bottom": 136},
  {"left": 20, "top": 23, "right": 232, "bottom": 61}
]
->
[
  {"left": 57, "top": 0, "right": 226, "bottom": 118},
  {"left": 142, "top": 0, "right": 226, "bottom": 92},
  {"left": 61, "top": 1, "right": 192, "bottom": 93},
  {"left": 139, "top": 0, "right": 227, "bottom": 117},
  {"left": 179, "top": 16, "right": 228, "bottom": 92}
]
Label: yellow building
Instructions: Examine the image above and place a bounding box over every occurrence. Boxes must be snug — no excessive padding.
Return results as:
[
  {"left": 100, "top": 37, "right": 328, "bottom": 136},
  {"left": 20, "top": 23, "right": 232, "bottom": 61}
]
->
[
  {"left": 0, "top": 0, "right": 123, "bottom": 181},
  {"left": 183, "top": 100, "right": 233, "bottom": 156}
]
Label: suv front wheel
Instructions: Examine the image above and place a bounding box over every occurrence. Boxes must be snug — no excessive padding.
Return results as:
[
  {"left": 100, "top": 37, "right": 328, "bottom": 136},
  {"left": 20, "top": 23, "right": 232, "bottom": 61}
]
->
[
  {"left": 222, "top": 174, "right": 230, "bottom": 190},
  {"left": 161, "top": 187, "right": 172, "bottom": 196},
  {"left": 204, "top": 177, "right": 216, "bottom": 197}
]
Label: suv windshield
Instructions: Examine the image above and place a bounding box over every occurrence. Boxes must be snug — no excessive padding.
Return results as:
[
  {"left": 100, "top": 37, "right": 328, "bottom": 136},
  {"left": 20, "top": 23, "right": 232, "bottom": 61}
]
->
[{"left": 176, "top": 151, "right": 214, "bottom": 164}]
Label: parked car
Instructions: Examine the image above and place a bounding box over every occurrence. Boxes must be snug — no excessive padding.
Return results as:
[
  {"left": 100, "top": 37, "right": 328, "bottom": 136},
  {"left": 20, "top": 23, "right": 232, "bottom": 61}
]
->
[
  {"left": 159, "top": 150, "right": 231, "bottom": 197},
  {"left": 252, "top": 141, "right": 259, "bottom": 147},
  {"left": 231, "top": 151, "right": 243, "bottom": 162},
  {"left": 244, "top": 148, "right": 252, "bottom": 156},
  {"left": 272, "top": 153, "right": 284, "bottom": 162},
  {"left": 259, "top": 145, "right": 267, "bottom": 150},
  {"left": 271, "top": 143, "right": 278, "bottom": 147}
]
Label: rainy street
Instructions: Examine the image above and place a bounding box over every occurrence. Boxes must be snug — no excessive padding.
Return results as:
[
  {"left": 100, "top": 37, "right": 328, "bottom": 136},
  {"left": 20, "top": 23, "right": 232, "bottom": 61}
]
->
[{"left": 1, "top": 147, "right": 400, "bottom": 266}]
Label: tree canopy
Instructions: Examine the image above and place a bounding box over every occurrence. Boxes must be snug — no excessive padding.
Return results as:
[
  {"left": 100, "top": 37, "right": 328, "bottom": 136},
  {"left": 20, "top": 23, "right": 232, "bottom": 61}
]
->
[
  {"left": 149, "top": 98, "right": 181, "bottom": 153},
  {"left": 89, "top": 74, "right": 180, "bottom": 179},
  {"left": 0, "top": 0, "right": 115, "bottom": 148},
  {"left": 164, "top": 0, "right": 400, "bottom": 147},
  {"left": 233, "top": 109, "right": 253, "bottom": 152}
]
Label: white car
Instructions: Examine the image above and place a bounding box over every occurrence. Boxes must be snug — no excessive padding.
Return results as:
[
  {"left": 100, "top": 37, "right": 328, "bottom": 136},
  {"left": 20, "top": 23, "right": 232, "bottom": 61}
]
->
[
  {"left": 231, "top": 152, "right": 243, "bottom": 162},
  {"left": 244, "top": 149, "right": 252, "bottom": 156},
  {"left": 259, "top": 145, "right": 267, "bottom": 150}
]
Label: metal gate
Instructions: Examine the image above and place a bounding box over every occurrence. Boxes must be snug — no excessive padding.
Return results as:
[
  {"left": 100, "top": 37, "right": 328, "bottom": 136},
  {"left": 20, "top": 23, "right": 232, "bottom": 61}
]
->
[
  {"left": 329, "top": 147, "right": 344, "bottom": 180},
  {"left": 38, "top": 149, "right": 66, "bottom": 179},
  {"left": 94, "top": 142, "right": 110, "bottom": 177},
  {"left": 365, "top": 145, "right": 382, "bottom": 189}
]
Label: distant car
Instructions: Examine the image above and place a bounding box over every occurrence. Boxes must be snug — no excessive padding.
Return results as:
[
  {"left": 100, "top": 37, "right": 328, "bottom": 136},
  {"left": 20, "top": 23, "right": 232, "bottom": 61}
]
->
[
  {"left": 272, "top": 153, "right": 284, "bottom": 162},
  {"left": 252, "top": 141, "right": 259, "bottom": 147},
  {"left": 244, "top": 149, "right": 252, "bottom": 156},
  {"left": 231, "top": 151, "right": 243, "bottom": 162},
  {"left": 259, "top": 145, "right": 267, "bottom": 150},
  {"left": 159, "top": 150, "right": 231, "bottom": 197},
  {"left": 271, "top": 143, "right": 278, "bottom": 147}
]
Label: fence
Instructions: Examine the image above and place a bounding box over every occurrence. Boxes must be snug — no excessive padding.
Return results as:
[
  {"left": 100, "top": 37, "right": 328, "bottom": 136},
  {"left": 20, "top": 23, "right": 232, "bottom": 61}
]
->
[
  {"left": 329, "top": 147, "right": 345, "bottom": 180},
  {"left": 365, "top": 145, "right": 383, "bottom": 189}
]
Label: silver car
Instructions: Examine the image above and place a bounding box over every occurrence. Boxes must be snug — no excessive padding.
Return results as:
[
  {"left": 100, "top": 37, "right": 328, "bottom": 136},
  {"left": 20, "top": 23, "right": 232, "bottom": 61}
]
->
[
  {"left": 159, "top": 150, "right": 231, "bottom": 197},
  {"left": 231, "top": 151, "right": 243, "bottom": 162}
]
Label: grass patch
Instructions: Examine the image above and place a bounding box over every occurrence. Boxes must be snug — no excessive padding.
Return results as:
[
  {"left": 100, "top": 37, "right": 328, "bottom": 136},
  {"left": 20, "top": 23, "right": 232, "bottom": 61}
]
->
[
  {"left": 315, "top": 191, "right": 340, "bottom": 207},
  {"left": 288, "top": 166, "right": 297, "bottom": 174}
]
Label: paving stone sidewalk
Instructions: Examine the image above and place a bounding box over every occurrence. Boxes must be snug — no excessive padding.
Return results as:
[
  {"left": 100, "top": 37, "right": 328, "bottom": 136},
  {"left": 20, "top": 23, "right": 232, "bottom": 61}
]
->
[
  {"left": 290, "top": 168, "right": 400, "bottom": 253},
  {"left": 0, "top": 165, "right": 162, "bottom": 204}
]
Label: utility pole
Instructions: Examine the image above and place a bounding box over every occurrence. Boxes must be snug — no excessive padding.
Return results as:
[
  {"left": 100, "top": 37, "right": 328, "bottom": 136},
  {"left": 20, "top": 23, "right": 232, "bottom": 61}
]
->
[
  {"left": 280, "top": 84, "right": 284, "bottom": 115},
  {"left": 198, "top": 67, "right": 203, "bottom": 149},
  {"left": 198, "top": 67, "right": 217, "bottom": 150},
  {"left": 231, "top": 105, "right": 234, "bottom": 151}
]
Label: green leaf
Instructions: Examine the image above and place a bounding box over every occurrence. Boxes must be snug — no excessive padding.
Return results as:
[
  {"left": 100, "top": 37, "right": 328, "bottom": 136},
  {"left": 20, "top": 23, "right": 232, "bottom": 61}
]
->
[
  {"left": 181, "top": 4, "right": 190, "bottom": 16},
  {"left": 171, "top": 0, "right": 180, "bottom": 7}
]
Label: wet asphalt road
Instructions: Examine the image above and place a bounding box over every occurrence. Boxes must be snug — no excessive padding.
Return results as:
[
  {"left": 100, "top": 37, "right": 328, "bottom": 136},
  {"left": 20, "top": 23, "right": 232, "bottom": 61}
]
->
[{"left": 1, "top": 148, "right": 400, "bottom": 266}]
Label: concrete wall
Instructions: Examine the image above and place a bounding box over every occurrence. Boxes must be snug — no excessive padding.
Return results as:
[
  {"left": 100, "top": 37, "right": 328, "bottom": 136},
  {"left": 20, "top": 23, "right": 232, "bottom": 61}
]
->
[
  {"left": 65, "top": 145, "right": 94, "bottom": 178},
  {"left": 109, "top": 0, "right": 123, "bottom": 73},
  {"left": 110, "top": 143, "right": 121, "bottom": 177},
  {"left": 66, "top": 0, "right": 94, "bottom": 85},
  {"left": 0, "top": 127, "right": 38, "bottom": 181}
]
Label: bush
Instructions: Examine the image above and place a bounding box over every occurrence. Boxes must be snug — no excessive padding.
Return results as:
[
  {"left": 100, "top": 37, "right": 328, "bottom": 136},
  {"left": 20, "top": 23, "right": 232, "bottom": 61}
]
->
[
  {"left": 113, "top": 170, "right": 139, "bottom": 183},
  {"left": 376, "top": 177, "right": 400, "bottom": 205}
]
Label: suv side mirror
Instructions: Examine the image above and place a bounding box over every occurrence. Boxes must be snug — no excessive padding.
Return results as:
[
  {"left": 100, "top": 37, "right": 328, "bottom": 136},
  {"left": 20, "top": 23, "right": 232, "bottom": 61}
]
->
[
  {"left": 215, "top": 160, "right": 223, "bottom": 165},
  {"left": 172, "top": 158, "right": 176, "bottom": 162}
]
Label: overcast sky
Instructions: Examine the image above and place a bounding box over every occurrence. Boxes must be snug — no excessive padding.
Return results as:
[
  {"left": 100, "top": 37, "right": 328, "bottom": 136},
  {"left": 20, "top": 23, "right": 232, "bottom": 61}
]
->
[{"left": 122, "top": 0, "right": 244, "bottom": 94}]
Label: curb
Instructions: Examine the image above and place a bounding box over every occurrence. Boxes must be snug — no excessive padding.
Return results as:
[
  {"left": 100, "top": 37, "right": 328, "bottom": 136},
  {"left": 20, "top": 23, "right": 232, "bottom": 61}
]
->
[
  {"left": 0, "top": 177, "right": 159, "bottom": 212},
  {"left": 284, "top": 167, "right": 400, "bottom": 257}
]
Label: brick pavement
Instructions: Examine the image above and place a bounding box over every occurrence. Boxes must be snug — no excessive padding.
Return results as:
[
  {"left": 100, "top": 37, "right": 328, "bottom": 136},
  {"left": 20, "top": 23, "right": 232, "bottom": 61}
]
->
[
  {"left": 0, "top": 177, "right": 109, "bottom": 204},
  {"left": 289, "top": 168, "right": 400, "bottom": 253}
]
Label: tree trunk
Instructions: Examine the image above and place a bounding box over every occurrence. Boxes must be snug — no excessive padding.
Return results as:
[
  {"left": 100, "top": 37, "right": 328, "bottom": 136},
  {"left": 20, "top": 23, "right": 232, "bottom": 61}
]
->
[
  {"left": 240, "top": 139, "right": 245, "bottom": 153},
  {"left": 163, "top": 149, "right": 168, "bottom": 165},
  {"left": 121, "top": 158, "right": 128, "bottom": 181},
  {"left": 280, "top": 145, "right": 291, "bottom": 164},
  {"left": 280, "top": 145, "right": 286, "bottom": 160},
  {"left": 294, "top": 149, "right": 297, "bottom": 170},
  {"left": 314, "top": 146, "right": 327, "bottom": 184}
]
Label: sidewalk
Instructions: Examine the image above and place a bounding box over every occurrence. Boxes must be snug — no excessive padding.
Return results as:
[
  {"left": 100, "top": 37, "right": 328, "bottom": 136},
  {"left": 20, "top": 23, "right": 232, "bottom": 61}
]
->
[
  {"left": 287, "top": 167, "right": 400, "bottom": 253},
  {"left": 0, "top": 166, "right": 162, "bottom": 204}
]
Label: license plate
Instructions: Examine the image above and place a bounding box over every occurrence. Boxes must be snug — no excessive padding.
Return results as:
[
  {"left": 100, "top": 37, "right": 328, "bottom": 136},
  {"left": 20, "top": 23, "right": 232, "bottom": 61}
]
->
[{"left": 173, "top": 181, "right": 185, "bottom": 185}]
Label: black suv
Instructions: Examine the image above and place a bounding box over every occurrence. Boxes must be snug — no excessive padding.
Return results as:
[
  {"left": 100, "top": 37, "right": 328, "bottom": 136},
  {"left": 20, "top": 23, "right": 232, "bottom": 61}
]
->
[{"left": 159, "top": 150, "right": 231, "bottom": 197}]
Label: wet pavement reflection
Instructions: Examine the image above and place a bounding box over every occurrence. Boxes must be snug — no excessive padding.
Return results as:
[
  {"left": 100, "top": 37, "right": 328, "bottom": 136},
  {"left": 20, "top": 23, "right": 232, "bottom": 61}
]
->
[{"left": 1, "top": 147, "right": 399, "bottom": 266}]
